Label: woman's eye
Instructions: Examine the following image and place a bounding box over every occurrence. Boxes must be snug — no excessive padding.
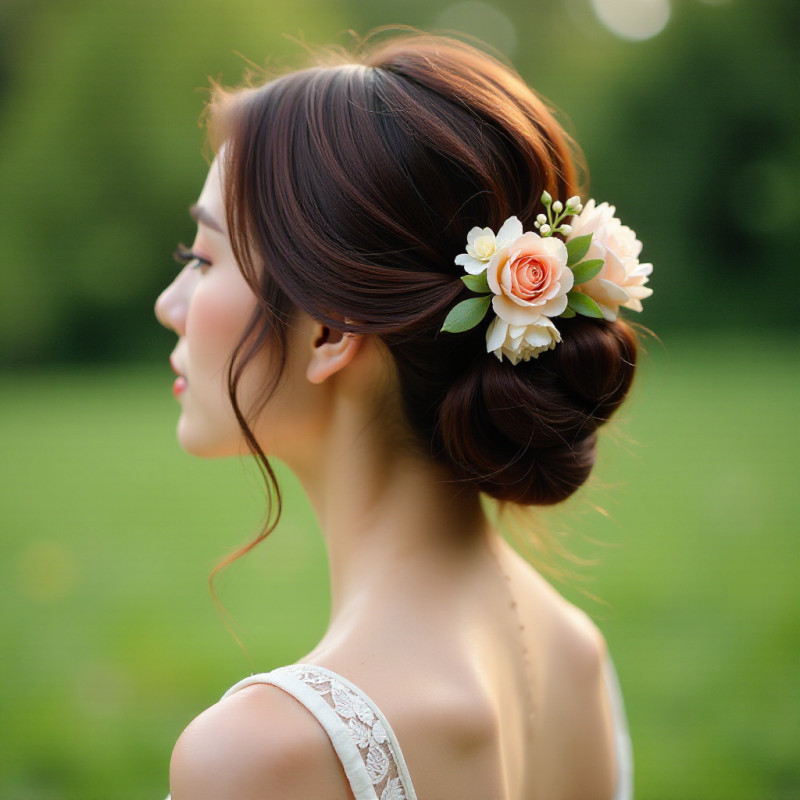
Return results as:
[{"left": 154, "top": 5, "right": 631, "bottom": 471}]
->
[{"left": 172, "top": 243, "right": 212, "bottom": 272}]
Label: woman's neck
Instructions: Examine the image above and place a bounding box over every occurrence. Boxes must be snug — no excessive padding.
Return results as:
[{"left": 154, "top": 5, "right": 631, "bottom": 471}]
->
[{"left": 284, "top": 388, "right": 491, "bottom": 636}]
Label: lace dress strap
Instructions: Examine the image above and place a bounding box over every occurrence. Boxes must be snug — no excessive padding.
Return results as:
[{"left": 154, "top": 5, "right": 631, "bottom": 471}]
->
[
  {"left": 221, "top": 663, "right": 418, "bottom": 800},
  {"left": 603, "top": 655, "right": 634, "bottom": 800}
]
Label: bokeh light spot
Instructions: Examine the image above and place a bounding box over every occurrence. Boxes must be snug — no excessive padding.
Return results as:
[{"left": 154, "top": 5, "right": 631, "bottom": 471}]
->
[{"left": 590, "top": 0, "right": 671, "bottom": 41}]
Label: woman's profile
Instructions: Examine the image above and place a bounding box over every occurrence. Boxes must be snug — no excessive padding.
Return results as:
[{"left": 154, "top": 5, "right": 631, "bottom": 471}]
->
[{"left": 155, "top": 29, "right": 651, "bottom": 800}]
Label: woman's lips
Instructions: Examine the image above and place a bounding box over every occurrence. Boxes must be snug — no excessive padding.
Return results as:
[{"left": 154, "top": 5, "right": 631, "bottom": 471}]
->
[
  {"left": 173, "top": 376, "right": 187, "bottom": 397},
  {"left": 170, "top": 356, "right": 187, "bottom": 396}
]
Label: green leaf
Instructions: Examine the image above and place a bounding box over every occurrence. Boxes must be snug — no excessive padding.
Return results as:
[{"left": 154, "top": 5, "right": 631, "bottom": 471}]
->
[
  {"left": 461, "top": 272, "right": 491, "bottom": 294},
  {"left": 570, "top": 258, "right": 604, "bottom": 284},
  {"left": 566, "top": 234, "right": 593, "bottom": 267},
  {"left": 559, "top": 306, "right": 576, "bottom": 319},
  {"left": 440, "top": 294, "right": 493, "bottom": 333},
  {"left": 567, "top": 291, "right": 604, "bottom": 319}
]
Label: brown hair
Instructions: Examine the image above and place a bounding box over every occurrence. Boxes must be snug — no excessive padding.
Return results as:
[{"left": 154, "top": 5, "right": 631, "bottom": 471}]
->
[{"left": 205, "top": 31, "right": 638, "bottom": 570}]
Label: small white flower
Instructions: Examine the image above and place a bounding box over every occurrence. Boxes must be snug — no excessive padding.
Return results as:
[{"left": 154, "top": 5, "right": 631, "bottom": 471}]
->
[
  {"left": 552, "top": 200, "right": 563, "bottom": 213},
  {"left": 539, "top": 224, "right": 551, "bottom": 235},
  {"left": 536, "top": 213, "right": 547, "bottom": 224},
  {"left": 470, "top": 231, "right": 496, "bottom": 259},
  {"left": 455, "top": 216, "right": 523, "bottom": 275}
]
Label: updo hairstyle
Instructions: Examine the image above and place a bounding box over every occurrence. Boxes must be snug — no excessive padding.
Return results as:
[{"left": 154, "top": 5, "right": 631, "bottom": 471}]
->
[{"left": 207, "top": 32, "right": 638, "bottom": 517}]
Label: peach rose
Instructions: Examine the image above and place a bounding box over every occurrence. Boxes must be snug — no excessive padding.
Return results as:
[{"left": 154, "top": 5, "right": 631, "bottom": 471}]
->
[
  {"left": 485, "top": 315, "right": 561, "bottom": 364},
  {"left": 569, "top": 200, "right": 653, "bottom": 321},
  {"left": 486, "top": 231, "right": 574, "bottom": 326}
]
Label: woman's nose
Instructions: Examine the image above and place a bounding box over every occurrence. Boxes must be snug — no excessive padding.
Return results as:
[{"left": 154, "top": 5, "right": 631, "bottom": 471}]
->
[{"left": 155, "top": 274, "right": 188, "bottom": 335}]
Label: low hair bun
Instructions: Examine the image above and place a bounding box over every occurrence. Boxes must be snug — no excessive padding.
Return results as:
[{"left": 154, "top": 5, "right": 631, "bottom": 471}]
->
[{"left": 436, "top": 317, "right": 638, "bottom": 505}]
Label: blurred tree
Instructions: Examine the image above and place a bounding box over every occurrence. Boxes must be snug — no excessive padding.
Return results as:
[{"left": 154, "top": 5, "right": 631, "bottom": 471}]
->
[{"left": 0, "top": 0, "right": 339, "bottom": 366}]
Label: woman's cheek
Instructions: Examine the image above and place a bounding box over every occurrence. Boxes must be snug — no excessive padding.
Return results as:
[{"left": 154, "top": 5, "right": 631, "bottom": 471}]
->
[{"left": 188, "top": 281, "right": 256, "bottom": 368}]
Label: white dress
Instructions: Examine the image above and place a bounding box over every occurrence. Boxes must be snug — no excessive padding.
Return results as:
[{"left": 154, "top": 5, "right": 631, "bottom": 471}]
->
[{"left": 165, "top": 656, "right": 633, "bottom": 800}]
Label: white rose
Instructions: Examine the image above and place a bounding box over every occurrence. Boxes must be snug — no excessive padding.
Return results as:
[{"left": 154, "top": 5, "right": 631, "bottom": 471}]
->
[
  {"left": 568, "top": 200, "right": 653, "bottom": 320},
  {"left": 485, "top": 315, "right": 561, "bottom": 364}
]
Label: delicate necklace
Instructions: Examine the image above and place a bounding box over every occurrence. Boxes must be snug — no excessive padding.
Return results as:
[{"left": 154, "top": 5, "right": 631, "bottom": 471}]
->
[{"left": 487, "top": 532, "right": 536, "bottom": 731}]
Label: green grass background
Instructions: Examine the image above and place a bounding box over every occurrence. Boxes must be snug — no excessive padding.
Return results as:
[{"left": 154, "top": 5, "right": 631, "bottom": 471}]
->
[{"left": 2, "top": 336, "right": 798, "bottom": 799}]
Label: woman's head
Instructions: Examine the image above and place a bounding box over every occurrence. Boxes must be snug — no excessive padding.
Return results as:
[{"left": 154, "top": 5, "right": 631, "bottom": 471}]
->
[{"left": 166, "top": 31, "right": 638, "bottom": 508}]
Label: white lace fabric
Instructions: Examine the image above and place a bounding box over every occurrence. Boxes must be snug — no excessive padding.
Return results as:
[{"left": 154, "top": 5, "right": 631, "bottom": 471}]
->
[
  {"left": 220, "top": 663, "right": 418, "bottom": 800},
  {"left": 284, "top": 664, "right": 416, "bottom": 799}
]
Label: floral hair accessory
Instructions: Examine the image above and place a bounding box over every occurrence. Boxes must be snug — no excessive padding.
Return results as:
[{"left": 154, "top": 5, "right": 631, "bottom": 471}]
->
[{"left": 440, "top": 192, "right": 653, "bottom": 364}]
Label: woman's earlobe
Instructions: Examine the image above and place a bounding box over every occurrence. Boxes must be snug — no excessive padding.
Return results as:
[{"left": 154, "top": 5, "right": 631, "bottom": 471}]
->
[{"left": 306, "top": 321, "right": 362, "bottom": 384}]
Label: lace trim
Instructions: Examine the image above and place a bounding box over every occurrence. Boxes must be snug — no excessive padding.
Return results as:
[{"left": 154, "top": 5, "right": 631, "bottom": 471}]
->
[{"left": 279, "top": 664, "right": 415, "bottom": 800}]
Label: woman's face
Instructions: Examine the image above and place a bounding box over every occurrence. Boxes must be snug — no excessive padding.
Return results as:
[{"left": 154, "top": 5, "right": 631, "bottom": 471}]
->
[
  {"left": 155, "top": 153, "right": 374, "bottom": 469},
  {"left": 155, "top": 155, "right": 264, "bottom": 457}
]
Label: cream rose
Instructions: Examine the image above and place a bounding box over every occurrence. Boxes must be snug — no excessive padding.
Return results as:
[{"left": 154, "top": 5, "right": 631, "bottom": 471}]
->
[
  {"left": 485, "top": 315, "right": 561, "bottom": 364},
  {"left": 568, "top": 200, "right": 653, "bottom": 321},
  {"left": 486, "top": 231, "right": 573, "bottom": 326}
]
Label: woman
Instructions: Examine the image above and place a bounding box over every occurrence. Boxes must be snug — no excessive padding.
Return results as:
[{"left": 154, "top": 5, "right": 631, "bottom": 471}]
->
[{"left": 155, "top": 30, "right": 650, "bottom": 800}]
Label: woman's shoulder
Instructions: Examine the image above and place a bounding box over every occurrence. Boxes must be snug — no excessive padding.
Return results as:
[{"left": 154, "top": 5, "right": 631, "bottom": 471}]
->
[
  {"left": 552, "top": 590, "right": 610, "bottom": 671},
  {"left": 502, "top": 538, "right": 610, "bottom": 667},
  {"left": 168, "top": 679, "right": 353, "bottom": 800}
]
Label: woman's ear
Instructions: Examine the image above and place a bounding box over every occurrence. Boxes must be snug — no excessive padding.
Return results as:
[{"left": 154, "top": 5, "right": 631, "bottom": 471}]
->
[{"left": 305, "top": 321, "right": 362, "bottom": 384}]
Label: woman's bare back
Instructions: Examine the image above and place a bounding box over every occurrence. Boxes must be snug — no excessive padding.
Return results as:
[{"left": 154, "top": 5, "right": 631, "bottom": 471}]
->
[{"left": 337, "top": 535, "right": 621, "bottom": 800}]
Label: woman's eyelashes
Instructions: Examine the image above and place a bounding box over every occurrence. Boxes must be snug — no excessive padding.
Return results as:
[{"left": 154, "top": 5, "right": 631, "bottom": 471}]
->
[{"left": 173, "top": 242, "right": 212, "bottom": 272}]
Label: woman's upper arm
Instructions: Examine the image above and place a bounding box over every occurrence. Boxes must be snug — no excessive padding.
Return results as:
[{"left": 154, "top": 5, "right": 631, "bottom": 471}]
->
[{"left": 169, "top": 683, "right": 354, "bottom": 800}]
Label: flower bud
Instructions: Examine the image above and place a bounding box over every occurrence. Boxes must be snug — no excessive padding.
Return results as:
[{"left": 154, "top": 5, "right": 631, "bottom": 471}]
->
[
  {"left": 552, "top": 200, "right": 563, "bottom": 213},
  {"left": 536, "top": 213, "right": 547, "bottom": 224},
  {"left": 539, "top": 224, "right": 551, "bottom": 235},
  {"left": 567, "top": 195, "right": 581, "bottom": 208},
  {"left": 559, "top": 224, "right": 572, "bottom": 235},
  {"left": 541, "top": 191, "right": 552, "bottom": 206}
]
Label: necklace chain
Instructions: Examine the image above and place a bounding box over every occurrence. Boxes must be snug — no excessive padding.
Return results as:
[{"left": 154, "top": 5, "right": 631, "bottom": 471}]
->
[{"left": 488, "top": 534, "right": 536, "bottom": 729}]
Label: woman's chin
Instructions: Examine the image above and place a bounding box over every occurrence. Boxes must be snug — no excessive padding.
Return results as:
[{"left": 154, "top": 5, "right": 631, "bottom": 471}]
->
[{"left": 176, "top": 416, "right": 238, "bottom": 459}]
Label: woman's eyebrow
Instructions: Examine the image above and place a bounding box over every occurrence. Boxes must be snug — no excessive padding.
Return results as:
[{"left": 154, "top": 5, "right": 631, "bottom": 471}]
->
[{"left": 189, "top": 203, "right": 224, "bottom": 233}]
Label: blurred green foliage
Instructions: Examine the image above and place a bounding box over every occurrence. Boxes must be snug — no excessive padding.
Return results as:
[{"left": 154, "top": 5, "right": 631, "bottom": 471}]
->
[
  {"left": 0, "top": 0, "right": 797, "bottom": 367},
  {"left": 2, "top": 339, "right": 798, "bottom": 798}
]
